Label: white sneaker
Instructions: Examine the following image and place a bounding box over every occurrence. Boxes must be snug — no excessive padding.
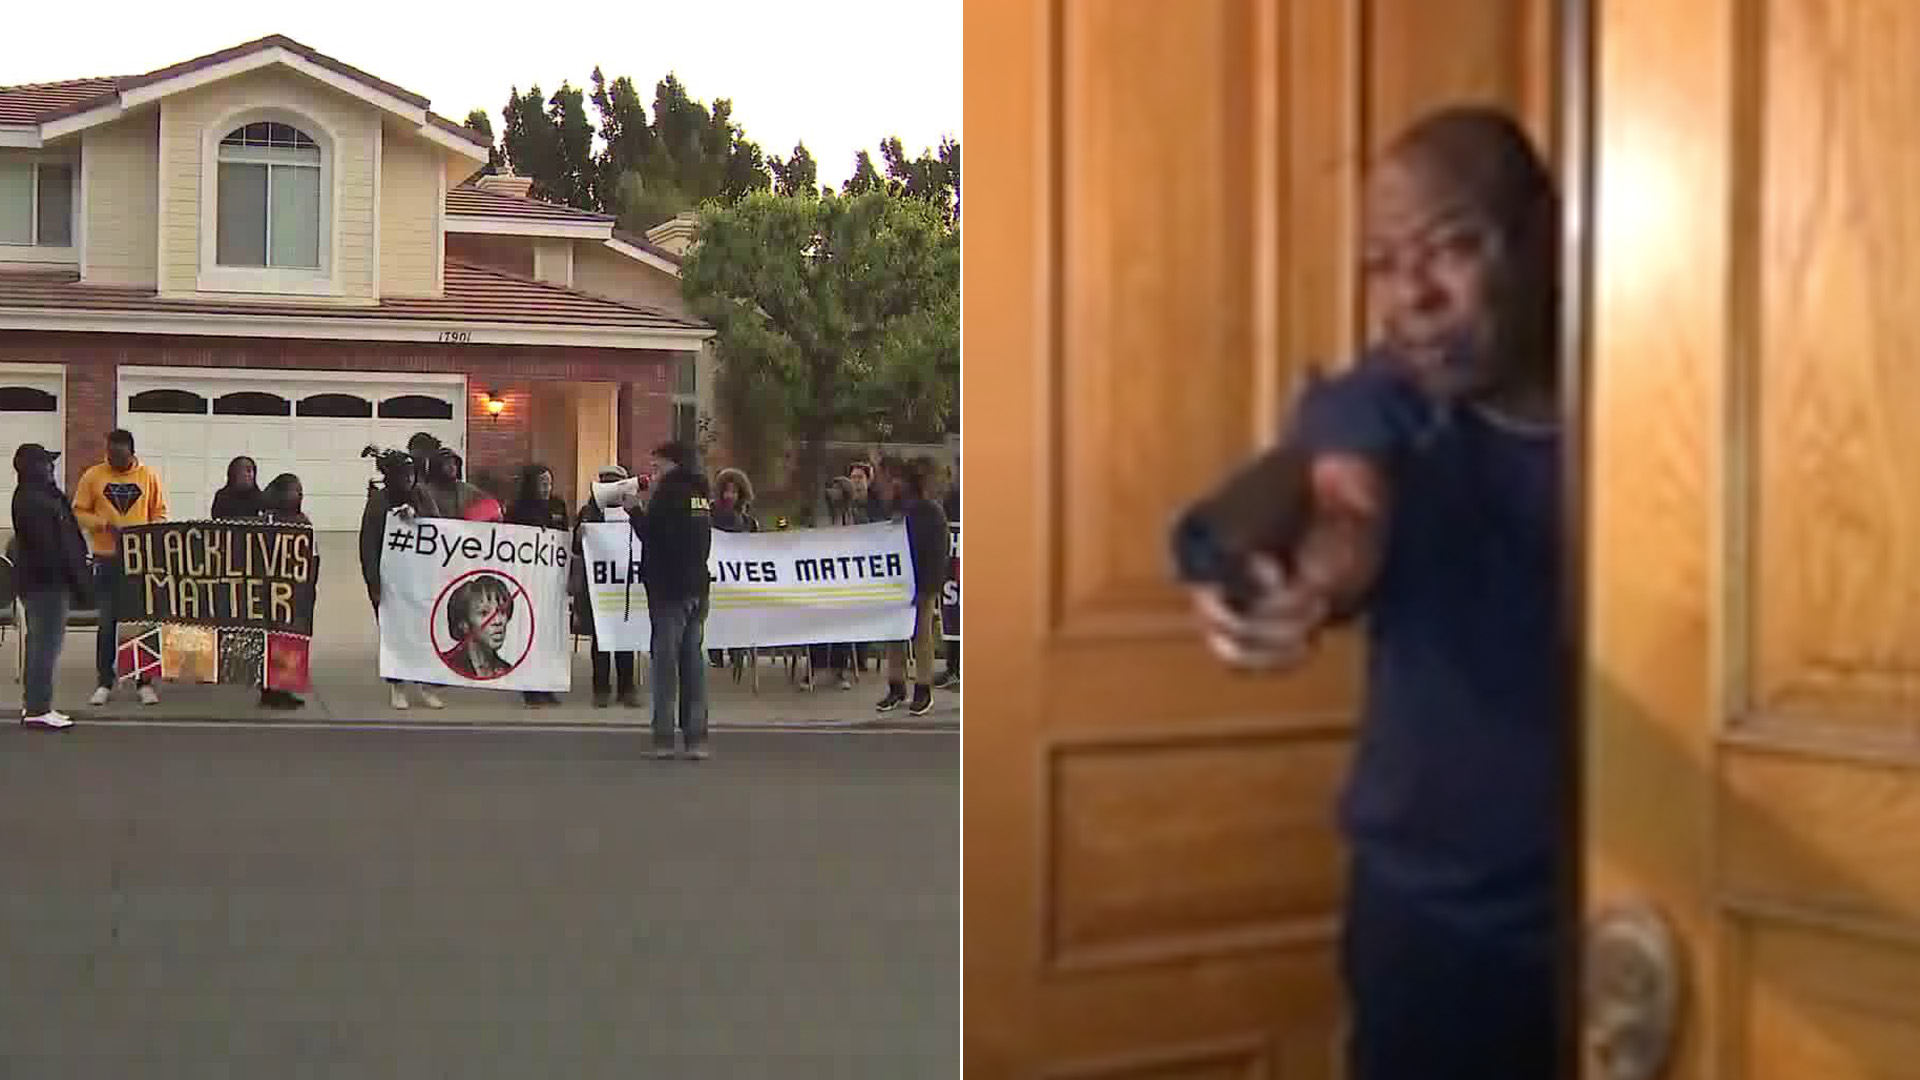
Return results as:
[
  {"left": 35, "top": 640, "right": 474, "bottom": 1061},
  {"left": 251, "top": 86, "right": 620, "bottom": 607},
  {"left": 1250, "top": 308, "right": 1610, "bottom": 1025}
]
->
[
  {"left": 88, "top": 686, "right": 111, "bottom": 707},
  {"left": 418, "top": 690, "right": 445, "bottom": 710},
  {"left": 390, "top": 686, "right": 411, "bottom": 710},
  {"left": 21, "top": 712, "right": 73, "bottom": 729},
  {"left": 137, "top": 685, "right": 160, "bottom": 706}
]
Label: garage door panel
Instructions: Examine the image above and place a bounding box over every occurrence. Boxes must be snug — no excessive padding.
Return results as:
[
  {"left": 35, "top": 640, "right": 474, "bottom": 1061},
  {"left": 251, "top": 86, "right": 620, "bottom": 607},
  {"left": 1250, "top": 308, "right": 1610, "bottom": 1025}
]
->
[
  {"left": 0, "top": 370, "right": 65, "bottom": 527},
  {"left": 120, "top": 371, "right": 464, "bottom": 531}
]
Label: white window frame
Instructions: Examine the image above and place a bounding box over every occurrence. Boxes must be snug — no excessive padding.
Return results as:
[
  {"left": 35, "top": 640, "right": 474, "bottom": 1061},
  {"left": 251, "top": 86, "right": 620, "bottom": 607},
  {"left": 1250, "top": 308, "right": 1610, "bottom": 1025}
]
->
[
  {"left": 0, "top": 153, "right": 80, "bottom": 263},
  {"left": 197, "top": 106, "right": 340, "bottom": 296},
  {"left": 671, "top": 352, "right": 699, "bottom": 443}
]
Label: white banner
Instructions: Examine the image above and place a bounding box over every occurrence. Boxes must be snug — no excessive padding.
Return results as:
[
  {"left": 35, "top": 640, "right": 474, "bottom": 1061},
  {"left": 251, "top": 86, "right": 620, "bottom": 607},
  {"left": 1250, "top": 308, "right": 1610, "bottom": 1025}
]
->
[
  {"left": 581, "top": 521, "right": 916, "bottom": 651},
  {"left": 377, "top": 513, "right": 572, "bottom": 691}
]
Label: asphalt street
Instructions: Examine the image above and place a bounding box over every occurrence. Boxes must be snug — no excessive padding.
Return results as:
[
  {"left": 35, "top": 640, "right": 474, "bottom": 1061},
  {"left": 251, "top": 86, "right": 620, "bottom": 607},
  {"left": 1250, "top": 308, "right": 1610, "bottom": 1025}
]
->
[{"left": 0, "top": 725, "right": 958, "bottom": 1079}]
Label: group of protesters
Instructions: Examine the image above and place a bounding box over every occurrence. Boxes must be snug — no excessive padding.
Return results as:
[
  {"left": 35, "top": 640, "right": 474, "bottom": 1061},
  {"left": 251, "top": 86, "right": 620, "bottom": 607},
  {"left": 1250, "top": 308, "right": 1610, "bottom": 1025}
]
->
[
  {"left": 7, "top": 428, "right": 312, "bottom": 727},
  {"left": 9, "top": 427, "right": 956, "bottom": 751}
]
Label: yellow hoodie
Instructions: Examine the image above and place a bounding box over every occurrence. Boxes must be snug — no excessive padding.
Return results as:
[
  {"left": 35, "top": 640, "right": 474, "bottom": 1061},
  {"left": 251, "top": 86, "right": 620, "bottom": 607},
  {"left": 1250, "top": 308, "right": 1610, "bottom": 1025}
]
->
[{"left": 72, "top": 458, "right": 169, "bottom": 556}]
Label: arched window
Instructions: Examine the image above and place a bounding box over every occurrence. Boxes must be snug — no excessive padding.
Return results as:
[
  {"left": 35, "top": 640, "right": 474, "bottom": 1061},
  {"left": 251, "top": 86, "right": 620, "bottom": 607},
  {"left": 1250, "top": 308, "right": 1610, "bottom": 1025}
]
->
[
  {"left": 296, "top": 393, "right": 372, "bottom": 418},
  {"left": 216, "top": 121, "right": 322, "bottom": 269},
  {"left": 377, "top": 394, "right": 455, "bottom": 420},
  {"left": 0, "top": 386, "right": 56, "bottom": 412},
  {"left": 128, "top": 389, "right": 208, "bottom": 415},
  {"left": 212, "top": 391, "right": 291, "bottom": 416}
]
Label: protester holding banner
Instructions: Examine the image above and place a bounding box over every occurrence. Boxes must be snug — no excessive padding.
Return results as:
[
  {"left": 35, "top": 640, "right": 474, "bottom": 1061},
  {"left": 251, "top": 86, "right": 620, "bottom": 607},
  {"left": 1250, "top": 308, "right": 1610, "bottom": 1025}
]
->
[
  {"left": 73, "top": 428, "right": 168, "bottom": 707},
  {"left": 626, "top": 439, "right": 715, "bottom": 760},
  {"left": 709, "top": 467, "right": 759, "bottom": 672},
  {"left": 876, "top": 457, "right": 949, "bottom": 717},
  {"left": 509, "top": 464, "right": 572, "bottom": 708},
  {"left": 11, "top": 443, "right": 92, "bottom": 728},
  {"left": 360, "top": 447, "right": 445, "bottom": 711},
  {"left": 210, "top": 456, "right": 264, "bottom": 520},
  {"left": 574, "top": 465, "right": 643, "bottom": 709},
  {"left": 804, "top": 475, "right": 862, "bottom": 692},
  {"left": 256, "top": 474, "right": 313, "bottom": 710}
]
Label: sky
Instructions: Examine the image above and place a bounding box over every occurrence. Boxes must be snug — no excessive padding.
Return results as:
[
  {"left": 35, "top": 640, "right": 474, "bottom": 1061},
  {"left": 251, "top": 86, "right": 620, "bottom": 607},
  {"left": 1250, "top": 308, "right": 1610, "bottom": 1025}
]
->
[{"left": 1, "top": 0, "right": 960, "bottom": 190}]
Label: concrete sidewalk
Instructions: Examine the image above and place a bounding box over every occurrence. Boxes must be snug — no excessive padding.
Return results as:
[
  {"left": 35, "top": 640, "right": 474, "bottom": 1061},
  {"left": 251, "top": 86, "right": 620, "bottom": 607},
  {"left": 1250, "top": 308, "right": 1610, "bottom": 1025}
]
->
[{"left": 2, "top": 533, "right": 959, "bottom": 729}]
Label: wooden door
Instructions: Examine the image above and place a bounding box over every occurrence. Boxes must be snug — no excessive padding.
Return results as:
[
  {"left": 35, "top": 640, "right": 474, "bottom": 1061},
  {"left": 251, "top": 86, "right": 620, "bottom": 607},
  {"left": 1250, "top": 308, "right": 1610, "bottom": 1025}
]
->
[
  {"left": 963, "top": 1, "right": 1550, "bottom": 1075},
  {"left": 1586, "top": 0, "right": 1920, "bottom": 1075}
]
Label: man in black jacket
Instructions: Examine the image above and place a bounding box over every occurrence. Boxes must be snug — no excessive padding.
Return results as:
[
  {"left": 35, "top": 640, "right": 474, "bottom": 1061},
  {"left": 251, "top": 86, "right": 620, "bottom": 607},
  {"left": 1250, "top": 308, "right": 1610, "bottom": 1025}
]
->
[
  {"left": 625, "top": 440, "right": 714, "bottom": 759},
  {"left": 10, "top": 443, "right": 92, "bottom": 728},
  {"left": 878, "top": 457, "right": 951, "bottom": 717}
]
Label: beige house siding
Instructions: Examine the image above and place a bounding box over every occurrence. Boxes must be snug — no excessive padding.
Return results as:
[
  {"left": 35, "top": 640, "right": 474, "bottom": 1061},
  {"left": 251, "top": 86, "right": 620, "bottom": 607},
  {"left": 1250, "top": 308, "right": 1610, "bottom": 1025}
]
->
[
  {"left": 445, "top": 233, "right": 534, "bottom": 277},
  {"left": 378, "top": 121, "right": 441, "bottom": 297},
  {"left": 572, "top": 243, "right": 689, "bottom": 315},
  {"left": 532, "top": 239, "right": 572, "bottom": 287},
  {"left": 158, "top": 67, "right": 380, "bottom": 297},
  {"left": 82, "top": 112, "right": 160, "bottom": 287}
]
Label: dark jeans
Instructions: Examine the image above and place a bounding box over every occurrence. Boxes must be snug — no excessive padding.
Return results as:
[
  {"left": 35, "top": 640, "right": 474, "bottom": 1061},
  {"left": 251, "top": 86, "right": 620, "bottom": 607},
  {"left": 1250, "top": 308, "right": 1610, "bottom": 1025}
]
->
[
  {"left": 93, "top": 558, "right": 149, "bottom": 689},
  {"left": 944, "top": 637, "right": 959, "bottom": 674},
  {"left": 648, "top": 591, "right": 710, "bottom": 750},
  {"left": 590, "top": 623, "right": 636, "bottom": 695},
  {"left": 22, "top": 588, "right": 70, "bottom": 716},
  {"left": 809, "top": 643, "right": 854, "bottom": 673},
  {"left": 1341, "top": 865, "right": 1560, "bottom": 1080}
]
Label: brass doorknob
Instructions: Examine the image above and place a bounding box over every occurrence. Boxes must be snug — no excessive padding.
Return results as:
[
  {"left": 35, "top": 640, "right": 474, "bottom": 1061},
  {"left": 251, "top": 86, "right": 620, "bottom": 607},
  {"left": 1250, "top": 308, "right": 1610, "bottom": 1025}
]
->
[{"left": 1585, "top": 901, "right": 1683, "bottom": 1080}]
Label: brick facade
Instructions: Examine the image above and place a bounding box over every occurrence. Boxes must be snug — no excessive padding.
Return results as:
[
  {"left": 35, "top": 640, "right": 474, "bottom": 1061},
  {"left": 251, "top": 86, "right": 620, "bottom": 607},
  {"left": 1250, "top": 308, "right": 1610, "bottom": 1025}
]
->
[{"left": 0, "top": 331, "right": 677, "bottom": 491}]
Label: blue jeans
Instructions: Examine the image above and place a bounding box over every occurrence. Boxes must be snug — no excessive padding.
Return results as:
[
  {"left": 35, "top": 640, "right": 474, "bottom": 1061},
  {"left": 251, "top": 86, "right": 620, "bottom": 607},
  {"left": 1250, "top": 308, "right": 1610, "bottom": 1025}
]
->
[
  {"left": 94, "top": 558, "right": 149, "bottom": 689},
  {"left": 648, "top": 591, "right": 710, "bottom": 750},
  {"left": 22, "top": 588, "right": 70, "bottom": 716}
]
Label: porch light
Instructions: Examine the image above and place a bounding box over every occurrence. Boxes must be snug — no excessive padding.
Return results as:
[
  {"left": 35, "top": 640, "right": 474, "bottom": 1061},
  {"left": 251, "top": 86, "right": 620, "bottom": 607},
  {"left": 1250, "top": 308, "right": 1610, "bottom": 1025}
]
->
[{"left": 484, "top": 392, "right": 506, "bottom": 418}]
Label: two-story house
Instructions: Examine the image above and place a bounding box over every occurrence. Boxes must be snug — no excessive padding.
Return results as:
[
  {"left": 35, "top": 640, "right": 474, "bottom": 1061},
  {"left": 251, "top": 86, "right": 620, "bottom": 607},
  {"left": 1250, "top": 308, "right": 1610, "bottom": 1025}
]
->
[{"left": 0, "top": 34, "right": 714, "bottom": 529}]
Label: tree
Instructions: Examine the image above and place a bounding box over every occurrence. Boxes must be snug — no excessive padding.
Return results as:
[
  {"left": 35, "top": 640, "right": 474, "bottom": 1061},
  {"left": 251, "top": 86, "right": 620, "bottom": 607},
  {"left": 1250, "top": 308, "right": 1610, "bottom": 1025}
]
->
[
  {"left": 680, "top": 190, "right": 960, "bottom": 497},
  {"left": 462, "top": 109, "right": 503, "bottom": 174},
  {"left": 497, "top": 83, "right": 595, "bottom": 208},
  {"left": 844, "top": 150, "right": 884, "bottom": 195},
  {"left": 844, "top": 138, "right": 960, "bottom": 221},
  {"left": 768, "top": 142, "right": 819, "bottom": 198}
]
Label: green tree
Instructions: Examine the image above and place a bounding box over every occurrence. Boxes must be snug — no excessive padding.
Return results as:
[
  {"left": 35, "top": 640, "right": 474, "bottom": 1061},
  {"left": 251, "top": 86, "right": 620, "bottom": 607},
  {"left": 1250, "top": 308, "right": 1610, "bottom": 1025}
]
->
[
  {"left": 461, "top": 109, "right": 503, "bottom": 174},
  {"left": 843, "top": 150, "right": 884, "bottom": 195},
  {"left": 498, "top": 83, "right": 595, "bottom": 209},
  {"left": 680, "top": 190, "right": 959, "bottom": 496},
  {"left": 768, "top": 142, "right": 819, "bottom": 198}
]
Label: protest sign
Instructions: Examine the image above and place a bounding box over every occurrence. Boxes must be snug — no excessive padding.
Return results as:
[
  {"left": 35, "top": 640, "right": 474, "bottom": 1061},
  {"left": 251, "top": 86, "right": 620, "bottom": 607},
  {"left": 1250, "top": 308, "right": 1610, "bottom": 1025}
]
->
[
  {"left": 580, "top": 520, "right": 916, "bottom": 651},
  {"left": 942, "top": 523, "right": 959, "bottom": 641},
  {"left": 376, "top": 514, "right": 572, "bottom": 691},
  {"left": 113, "top": 520, "right": 320, "bottom": 690}
]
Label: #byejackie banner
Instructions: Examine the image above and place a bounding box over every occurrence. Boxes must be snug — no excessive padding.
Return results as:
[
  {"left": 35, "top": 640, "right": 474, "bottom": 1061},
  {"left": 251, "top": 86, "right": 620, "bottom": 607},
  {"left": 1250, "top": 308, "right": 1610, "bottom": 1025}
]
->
[
  {"left": 376, "top": 514, "right": 572, "bottom": 692},
  {"left": 113, "top": 520, "right": 320, "bottom": 692},
  {"left": 942, "top": 522, "right": 959, "bottom": 642},
  {"left": 580, "top": 520, "right": 916, "bottom": 651}
]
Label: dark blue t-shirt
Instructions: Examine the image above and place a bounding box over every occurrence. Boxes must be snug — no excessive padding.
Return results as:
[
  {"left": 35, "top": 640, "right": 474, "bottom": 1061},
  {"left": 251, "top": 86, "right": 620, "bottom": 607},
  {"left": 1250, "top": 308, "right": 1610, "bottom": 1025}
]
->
[{"left": 1292, "top": 355, "right": 1569, "bottom": 939}]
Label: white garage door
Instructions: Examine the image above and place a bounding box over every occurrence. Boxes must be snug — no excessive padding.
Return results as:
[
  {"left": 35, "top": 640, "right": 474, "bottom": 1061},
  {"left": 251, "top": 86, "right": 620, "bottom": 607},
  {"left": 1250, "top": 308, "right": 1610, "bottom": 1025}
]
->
[
  {"left": 117, "top": 368, "right": 466, "bottom": 531},
  {"left": 0, "top": 364, "right": 66, "bottom": 523}
]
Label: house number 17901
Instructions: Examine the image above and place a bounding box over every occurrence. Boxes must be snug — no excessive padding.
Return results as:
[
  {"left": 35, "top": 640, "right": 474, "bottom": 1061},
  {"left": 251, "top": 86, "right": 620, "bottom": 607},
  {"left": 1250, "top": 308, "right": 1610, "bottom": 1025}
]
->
[{"left": 438, "top": 330, "right": 472, "bottom": 344}]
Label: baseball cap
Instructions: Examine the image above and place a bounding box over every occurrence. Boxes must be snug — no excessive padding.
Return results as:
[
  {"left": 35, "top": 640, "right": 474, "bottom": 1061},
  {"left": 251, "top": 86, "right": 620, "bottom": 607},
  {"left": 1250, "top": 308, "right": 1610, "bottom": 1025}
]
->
[
  {"left": 13, "top": 443, "right": 60, "bottom": 471},
  {"left": 597, "top": 464, "right": 631, "bottom": 481}
]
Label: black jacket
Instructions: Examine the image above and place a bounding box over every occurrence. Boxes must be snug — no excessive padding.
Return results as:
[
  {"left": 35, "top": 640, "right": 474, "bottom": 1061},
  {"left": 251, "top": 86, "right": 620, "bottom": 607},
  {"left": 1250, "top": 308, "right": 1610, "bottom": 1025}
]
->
[
  {"left": 211, "top": 486, "right": 264, "bottom": 520},
  {"left": 10, "top": 476, "right": 93, "bottom": 602},
  {"left": 902, "top": 495, "right": 951, "bottom": 602},
  {"left": 509, "top": 496, "right": 570, "bottom": 532},
  {"left": 631, "top": 467, "right": 713, "bottom": 603},
  {"left": 358, "top": 487, "right": 412, "bottom": 605}
]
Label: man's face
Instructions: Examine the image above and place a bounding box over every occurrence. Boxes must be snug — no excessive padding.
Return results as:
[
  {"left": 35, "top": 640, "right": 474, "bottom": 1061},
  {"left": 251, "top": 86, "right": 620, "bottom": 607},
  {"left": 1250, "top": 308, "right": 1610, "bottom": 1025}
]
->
[
  {"left": 1361, "top": 157, "right": 1502, "bottom": 386},
  {"left": 433, "top": 455, "right": 458, "bottom": 482},
  {"left": 849, "top": 470, "right": 869, "bottom": 498},
  {"left": 535, "top": 470, "right": 553, "bottom": 500},
  {"left": 469, "top": 593, "right": 510, "bottom": 651},
  {"left": 651, "top": 455, "right": 676, "bottom": 481},
  {"left": 106, "top": 439, "right": 134, "bottom": 471},
  {"left": 234, "top": 461, "right": 255, "bottom": 487},
  {"left": 31, "top": 458, "right": 55, "bottom": 485}
]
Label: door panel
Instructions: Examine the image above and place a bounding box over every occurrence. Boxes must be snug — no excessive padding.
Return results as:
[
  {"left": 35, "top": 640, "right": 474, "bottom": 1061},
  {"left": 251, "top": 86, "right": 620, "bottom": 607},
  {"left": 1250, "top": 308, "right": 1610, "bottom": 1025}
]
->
[
  {"left": 1588, "top": 0, "right": 1920, "bottom": 1075},
  {"left": 965, "top": 0, "right": 1550, "bottom": 1075}
]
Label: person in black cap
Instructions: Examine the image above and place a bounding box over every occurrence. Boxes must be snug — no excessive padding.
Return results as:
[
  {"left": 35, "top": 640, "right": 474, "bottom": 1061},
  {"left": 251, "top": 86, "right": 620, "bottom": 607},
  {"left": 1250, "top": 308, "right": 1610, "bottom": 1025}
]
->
[
  {"left": 10, "top": 443, "right": 92, "bottom": 728},
  {"left": 622, "top": 439, "right": 714, "bottom": 759}
]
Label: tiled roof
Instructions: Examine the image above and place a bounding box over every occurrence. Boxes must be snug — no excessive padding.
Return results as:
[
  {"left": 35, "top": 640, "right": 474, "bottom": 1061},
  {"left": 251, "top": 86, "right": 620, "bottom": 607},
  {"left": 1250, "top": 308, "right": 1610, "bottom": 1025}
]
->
[
  {"left": 0, "top": 35, "right": 489, "bottom": 149},
  {"left": 612, "top": 229, "right": 684, "bottom": 267},
  {"left": 0, "top": 77, "right": 132, "bottom": 125},
  {"left": 0, "top": 260, "right": 705, "bottom": 331},
  {"left": 446, "top": 185, "right": 615, "bottom": 224}
]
